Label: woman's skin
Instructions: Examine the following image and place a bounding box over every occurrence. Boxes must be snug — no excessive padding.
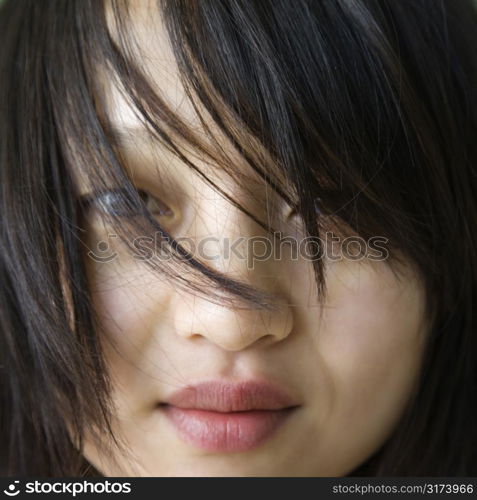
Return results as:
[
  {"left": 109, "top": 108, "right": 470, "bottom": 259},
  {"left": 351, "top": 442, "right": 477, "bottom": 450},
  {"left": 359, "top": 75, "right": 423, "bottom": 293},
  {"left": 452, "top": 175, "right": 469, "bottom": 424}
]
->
[{"left": 77, "top": 1, "right": 429, "bottom": 476}]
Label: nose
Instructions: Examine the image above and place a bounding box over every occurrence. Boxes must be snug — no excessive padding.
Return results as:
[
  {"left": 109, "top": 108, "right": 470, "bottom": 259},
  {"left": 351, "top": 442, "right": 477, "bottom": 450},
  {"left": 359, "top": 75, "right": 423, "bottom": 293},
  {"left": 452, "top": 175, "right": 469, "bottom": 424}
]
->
[
  {"left": 172, "top": 291, "right": 294, "bottom": 352},
  {"left": 169, "top": 185, "right": 295, "bottom": 352}
]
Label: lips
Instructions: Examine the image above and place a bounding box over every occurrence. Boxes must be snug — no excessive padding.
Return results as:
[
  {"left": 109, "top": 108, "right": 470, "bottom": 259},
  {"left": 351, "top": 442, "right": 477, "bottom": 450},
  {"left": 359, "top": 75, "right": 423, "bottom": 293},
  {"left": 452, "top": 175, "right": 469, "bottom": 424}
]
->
[{"left": 159, "top": 380, "right": 299, "bottom": 453}]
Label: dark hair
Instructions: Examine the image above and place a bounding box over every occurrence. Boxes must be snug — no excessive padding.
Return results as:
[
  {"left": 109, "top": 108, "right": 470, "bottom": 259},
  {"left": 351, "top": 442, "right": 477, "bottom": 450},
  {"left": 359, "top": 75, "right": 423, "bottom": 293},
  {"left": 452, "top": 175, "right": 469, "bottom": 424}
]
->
[{"left": 0, "top": 0, "right": 476, "bottom": 476}]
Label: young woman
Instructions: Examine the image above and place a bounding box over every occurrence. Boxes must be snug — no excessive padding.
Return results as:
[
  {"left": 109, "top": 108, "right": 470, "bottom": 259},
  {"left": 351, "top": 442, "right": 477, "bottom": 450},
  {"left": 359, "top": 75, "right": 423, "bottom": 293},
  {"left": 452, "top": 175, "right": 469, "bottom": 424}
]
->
[{"left": 0, "top": 0, "right": 476, "bottom": 476}]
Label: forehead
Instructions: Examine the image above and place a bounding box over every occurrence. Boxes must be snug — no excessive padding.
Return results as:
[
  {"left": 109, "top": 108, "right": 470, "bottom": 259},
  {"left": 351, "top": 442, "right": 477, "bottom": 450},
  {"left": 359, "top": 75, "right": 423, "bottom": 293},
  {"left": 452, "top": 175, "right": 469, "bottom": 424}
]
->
[
  {"left": 103, "top": 0, "right": 197, "bottom": 137},
  {"left": 67, "top": 1, "right": 219, "bottom": 191}
]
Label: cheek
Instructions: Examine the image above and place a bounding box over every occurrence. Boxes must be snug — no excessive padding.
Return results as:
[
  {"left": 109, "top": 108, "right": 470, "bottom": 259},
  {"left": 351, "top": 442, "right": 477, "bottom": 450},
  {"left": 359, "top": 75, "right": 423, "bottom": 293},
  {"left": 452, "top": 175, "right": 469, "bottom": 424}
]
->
[
  {"left": 84, "top": 246, "right": 174, "bottom": 384},
  {"left": 83, "top": 223, "right": 169, "bottom": 338},
  {"left": 317, "top": 260, "right": 428, "bottom": 430}
]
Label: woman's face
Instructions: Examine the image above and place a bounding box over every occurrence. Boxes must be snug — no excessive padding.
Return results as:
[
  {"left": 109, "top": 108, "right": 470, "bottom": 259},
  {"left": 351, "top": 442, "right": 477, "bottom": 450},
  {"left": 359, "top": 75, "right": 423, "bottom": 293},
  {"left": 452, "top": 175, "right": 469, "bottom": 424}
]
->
[{"left": 78, "top": 2, "right": 428, "bottom": 477}]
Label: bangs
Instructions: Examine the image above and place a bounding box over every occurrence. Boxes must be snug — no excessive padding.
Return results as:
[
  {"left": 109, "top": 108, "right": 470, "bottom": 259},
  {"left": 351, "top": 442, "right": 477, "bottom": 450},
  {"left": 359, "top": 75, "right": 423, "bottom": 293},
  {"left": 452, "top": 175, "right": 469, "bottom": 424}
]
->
[
  {"left": 54, "top": 0, "right": 431, "bottom": 313},
  {"left": 57, "top": 0, "right": 318, "bottom": 310}
]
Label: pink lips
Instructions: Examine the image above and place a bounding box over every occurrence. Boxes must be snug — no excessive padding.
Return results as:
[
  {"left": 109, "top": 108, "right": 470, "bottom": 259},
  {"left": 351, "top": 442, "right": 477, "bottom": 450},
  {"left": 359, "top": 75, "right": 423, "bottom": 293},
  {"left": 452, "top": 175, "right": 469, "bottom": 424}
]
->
[{"left": 159, "top": 381, "right": 298, "bottom": 453}]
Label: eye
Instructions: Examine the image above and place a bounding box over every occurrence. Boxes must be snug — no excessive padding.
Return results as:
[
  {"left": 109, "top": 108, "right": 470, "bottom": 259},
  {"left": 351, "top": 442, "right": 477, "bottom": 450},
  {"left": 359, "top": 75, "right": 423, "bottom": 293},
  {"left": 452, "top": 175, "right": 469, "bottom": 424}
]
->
[
  {"left": 137, "top": 189, "right": 173, "bottom": 217},
  {"left": 79, "top": 187, "right": 173, "bottom": 218}
]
